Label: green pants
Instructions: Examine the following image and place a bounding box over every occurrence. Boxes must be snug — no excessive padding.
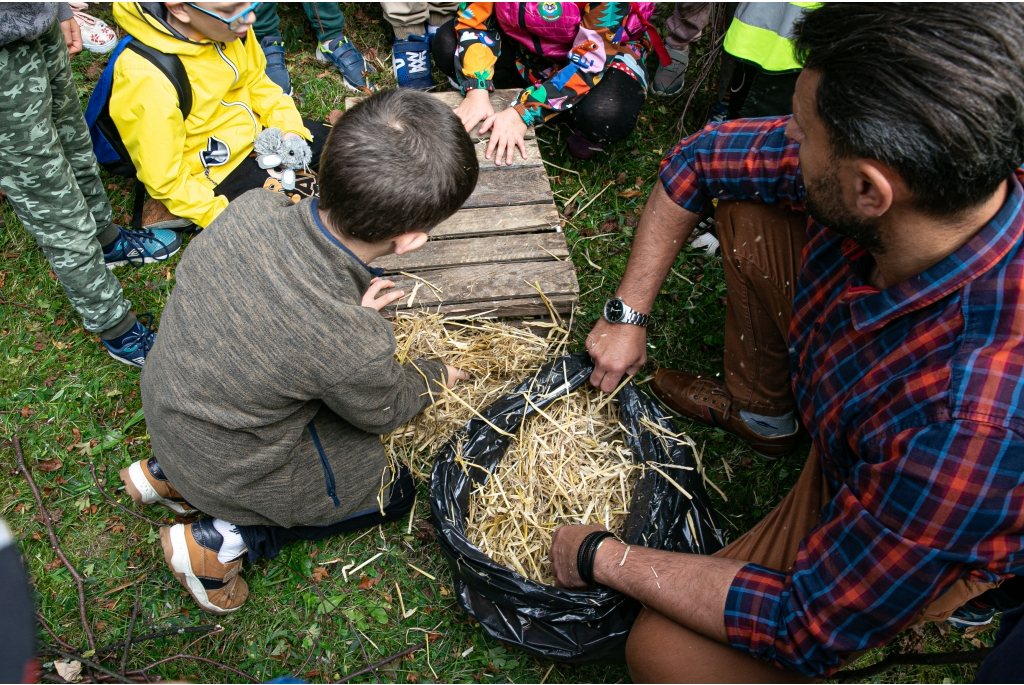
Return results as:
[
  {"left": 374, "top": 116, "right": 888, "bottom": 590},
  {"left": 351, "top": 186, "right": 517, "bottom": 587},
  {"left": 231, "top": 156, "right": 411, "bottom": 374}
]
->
[
  {"left": 0, "top": 20, "right": 133, "bottom": 337},
  {"left": 254, "top": 2, "right": 346, "bottom": 44}
]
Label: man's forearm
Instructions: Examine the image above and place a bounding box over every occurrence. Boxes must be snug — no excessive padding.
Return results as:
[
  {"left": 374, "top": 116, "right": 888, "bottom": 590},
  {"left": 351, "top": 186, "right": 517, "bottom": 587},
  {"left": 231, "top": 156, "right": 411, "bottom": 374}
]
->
[
  {"left": 615, "top": 182, "right": 701, "bottom": 313},
  {"left": 592, "top": 538, "right": 747, "bottom": 643}
]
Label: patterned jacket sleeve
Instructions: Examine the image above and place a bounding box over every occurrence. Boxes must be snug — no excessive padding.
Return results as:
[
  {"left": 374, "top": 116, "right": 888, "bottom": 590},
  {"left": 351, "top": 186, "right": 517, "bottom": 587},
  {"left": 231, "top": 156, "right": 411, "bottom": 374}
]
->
[
  {"left": 453, "top": 2, "right": 500, "bottom": 94},
  {"left": 725, "top": 420, "right": 1024, "bottom": 678},
  {"left": 513, "top": 2, "right": 650, "bottom": 126}
]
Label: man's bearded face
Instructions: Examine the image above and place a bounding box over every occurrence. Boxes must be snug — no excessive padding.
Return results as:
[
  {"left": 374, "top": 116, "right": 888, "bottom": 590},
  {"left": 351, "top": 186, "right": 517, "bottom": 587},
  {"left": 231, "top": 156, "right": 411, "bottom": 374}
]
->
[{"left": 803, "top": 159, "right": 885, "bottom": 254}]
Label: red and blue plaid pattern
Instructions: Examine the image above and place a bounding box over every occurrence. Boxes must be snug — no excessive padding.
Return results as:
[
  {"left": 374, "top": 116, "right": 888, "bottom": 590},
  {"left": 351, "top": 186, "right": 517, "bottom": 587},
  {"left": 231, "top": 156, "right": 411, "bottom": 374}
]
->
[{"left": 661, "top": 117, "right": 1024, "bottom": 678}]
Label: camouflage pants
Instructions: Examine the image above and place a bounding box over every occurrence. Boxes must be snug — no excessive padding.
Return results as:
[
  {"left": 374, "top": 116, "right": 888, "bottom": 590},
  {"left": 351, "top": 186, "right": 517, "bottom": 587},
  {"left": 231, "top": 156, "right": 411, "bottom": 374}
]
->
[{"left": 0, "top": 20, "right": 131, "bottom": 335}]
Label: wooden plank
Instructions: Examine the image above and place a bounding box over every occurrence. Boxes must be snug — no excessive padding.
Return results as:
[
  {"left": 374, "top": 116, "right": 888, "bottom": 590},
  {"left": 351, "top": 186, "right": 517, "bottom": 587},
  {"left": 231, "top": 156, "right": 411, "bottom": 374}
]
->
[
  {"left": 372, "top": 233, "right": 568, "bottom": 273},
  {"left": 473, "top": 137, "right": 542, "bottom": 169},
  {"left": 381, "top": 259, "right": 578, "bottom": 312},
  {"left": 430, "top": 203, "right": 560, "bottom": 239},
  {"left": 464, "top": 166, "right": 552, "bottom": 209},
  {"left": 385, "top": 294, "right": 576, "bottom": 319}
]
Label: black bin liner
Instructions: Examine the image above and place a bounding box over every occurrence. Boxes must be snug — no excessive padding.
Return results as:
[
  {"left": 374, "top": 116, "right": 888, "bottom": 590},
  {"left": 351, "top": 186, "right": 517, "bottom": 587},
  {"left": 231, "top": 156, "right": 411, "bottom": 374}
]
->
[{"left": 429, "top": 352, "right": 726, "bottom": 663}]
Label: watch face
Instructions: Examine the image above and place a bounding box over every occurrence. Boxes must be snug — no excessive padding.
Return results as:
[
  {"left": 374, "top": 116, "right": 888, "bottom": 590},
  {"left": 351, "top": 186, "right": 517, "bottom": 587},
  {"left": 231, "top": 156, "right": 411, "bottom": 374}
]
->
[{"left": 605, "top": 299, "right": 624, "bottom": 322}]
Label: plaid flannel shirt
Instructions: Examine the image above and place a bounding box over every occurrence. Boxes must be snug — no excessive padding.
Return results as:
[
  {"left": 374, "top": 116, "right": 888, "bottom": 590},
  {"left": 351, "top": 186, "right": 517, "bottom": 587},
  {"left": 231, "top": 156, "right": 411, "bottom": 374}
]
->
[{"left": 660, "top": 116, "right": 1024, "bottom": 678}]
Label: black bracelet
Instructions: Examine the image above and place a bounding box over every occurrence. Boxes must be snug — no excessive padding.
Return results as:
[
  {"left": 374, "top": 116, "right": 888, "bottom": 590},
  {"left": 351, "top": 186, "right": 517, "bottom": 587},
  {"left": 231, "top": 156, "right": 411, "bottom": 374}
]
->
[{"left": 576, "top": 531, "right": 616, "bottom": 586}]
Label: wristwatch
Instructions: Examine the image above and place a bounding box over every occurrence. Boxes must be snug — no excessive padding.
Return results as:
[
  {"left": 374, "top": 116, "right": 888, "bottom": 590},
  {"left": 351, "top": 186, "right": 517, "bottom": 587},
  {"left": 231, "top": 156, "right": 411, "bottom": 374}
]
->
[{"left": 603, "top": 297, "right": 650, "bottom": 327}]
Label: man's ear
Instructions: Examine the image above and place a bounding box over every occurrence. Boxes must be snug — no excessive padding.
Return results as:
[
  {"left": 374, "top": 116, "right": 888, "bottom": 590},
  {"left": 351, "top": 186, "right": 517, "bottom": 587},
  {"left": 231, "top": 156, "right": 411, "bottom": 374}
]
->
[
  {"left": 851, "top": 160, "right": 896, "bottom": 219},
  {"left": 164, "top": 2, "right": 192, "bottom": 25},
  {"left": 393, "top": 231, "right": 429, "bottom": 255}
]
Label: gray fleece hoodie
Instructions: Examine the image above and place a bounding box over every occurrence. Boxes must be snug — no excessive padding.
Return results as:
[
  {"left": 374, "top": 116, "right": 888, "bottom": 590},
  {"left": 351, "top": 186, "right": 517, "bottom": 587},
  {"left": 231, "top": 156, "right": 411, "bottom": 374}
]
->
[{"left": 0, "top": 3, "right": 72, "bottom": 47}]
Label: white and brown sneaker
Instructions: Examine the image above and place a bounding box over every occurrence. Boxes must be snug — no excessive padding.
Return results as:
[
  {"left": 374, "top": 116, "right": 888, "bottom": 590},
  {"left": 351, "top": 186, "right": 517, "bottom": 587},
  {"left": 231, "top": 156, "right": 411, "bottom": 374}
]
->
[
  {"left": 142, "top": 198, "right": 196, "bottom": 232},
  {"left": 119, "top": 457, "right": 198, "bottom": 516},
  {"left": 160, "top": 518, "right": 249, "bottom": 615}
]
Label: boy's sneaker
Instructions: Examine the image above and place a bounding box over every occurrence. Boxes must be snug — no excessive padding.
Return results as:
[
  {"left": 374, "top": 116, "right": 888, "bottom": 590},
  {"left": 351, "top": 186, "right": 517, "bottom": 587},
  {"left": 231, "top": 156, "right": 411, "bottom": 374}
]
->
[
  {"left": 947, "top": 599, "right": 997, "bottom": 628},
  {"left": 651, "top": 47, "right": 689, "bottom": 97},
  {"left": 316, "top": 36, "right": 376, "bottom": 94},
  {"left": 102, "top": 225, "right": 182, "bottom": 269},
  {"left": 160, "top": 519, "right": 249, "bottom": 615},
  {"left": 393, "top": 34, "right": 435, "bottom": 90},
  {"left": 101, "top": 317, "right": 156, "bottom": 367},
  {"left": 259, "top": 35, "right": 293, "bottom": 96},
  {"left": 141, "top": 198, "right": 196, "bottom": 232},
  {"left": 119, "top": 457, "right": 198, "bottom": 516}
]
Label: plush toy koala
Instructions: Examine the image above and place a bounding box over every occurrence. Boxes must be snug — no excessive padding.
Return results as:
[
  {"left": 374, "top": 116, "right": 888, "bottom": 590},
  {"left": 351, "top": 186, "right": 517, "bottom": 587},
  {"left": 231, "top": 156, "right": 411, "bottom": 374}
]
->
[{"left": 254, "top": 127, "right": 312, "bottom": 191}]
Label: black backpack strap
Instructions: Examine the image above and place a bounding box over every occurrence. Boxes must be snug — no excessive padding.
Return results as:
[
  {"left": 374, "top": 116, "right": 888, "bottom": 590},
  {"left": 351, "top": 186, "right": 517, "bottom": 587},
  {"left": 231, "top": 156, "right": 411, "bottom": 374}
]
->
[{"left": 124, "top": 41, "right": 193, "bottom": 119}]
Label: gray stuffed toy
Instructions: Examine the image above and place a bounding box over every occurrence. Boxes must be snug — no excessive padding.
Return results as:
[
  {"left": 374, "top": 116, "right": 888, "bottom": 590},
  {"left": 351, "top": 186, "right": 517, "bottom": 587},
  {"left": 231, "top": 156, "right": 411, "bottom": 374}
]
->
[{"left": 254, "top": 127, "right": 312, "bottom": 191}]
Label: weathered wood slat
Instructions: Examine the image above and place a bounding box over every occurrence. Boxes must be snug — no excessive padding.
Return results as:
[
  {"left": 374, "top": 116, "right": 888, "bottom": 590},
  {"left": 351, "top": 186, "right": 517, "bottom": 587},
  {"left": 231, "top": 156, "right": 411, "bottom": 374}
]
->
[
  {"left": 385, "top": 294, "right": 576, "bottom": 319},
  {"left": 382, "top": 259, "right": 578, "bottom": 312},
  {"left": 430, "top": 203, "right": 560, "bottom": 239},
  {"left": 473, "top": 137, "right": 542, "bottom": 169},
  {"left": 373, "top": 232, "right": 568, "bottom": 272},
  {"left": 464, "top": 166, "right": 552, "bottom": 208}
]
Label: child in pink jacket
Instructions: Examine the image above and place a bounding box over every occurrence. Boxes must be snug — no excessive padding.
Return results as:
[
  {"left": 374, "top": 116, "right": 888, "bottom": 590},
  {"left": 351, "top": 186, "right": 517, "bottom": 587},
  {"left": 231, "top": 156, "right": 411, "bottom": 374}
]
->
[{"left": 432, "top": 2, "right": 666, "bottom": 161}]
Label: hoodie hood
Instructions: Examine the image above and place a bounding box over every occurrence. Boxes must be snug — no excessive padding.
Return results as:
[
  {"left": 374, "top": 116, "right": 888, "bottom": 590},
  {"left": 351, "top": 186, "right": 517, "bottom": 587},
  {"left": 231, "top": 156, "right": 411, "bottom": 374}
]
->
[{"left": 113, "top": 2, "right": 211, "bottom": 55}]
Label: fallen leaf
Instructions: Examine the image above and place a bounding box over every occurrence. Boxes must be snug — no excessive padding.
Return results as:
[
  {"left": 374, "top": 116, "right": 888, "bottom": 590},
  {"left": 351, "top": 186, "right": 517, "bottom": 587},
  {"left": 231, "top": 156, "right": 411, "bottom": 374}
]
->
[
  {"left": 365, "top": 47, "right": 379, "bottom": 63},
  {"left": 439, "top": 585, "right": 450, "bottom": 597},
  {"left": 616, "top": 189, "right": 642, "bottom": 199},
  {"left": 739, "top": 456, "right": 752, "bottom": 469},
  {"left": 634, "top": 177, "right": 643, "bottom": 187},
  {"left": 55, "top": 659, "right": 82, "bottom": 683},
  {"left": 94, "top": 621, "right": 108, "bottom": 632},
  {"left": 45, "top": 559, "right": 62, "bottom": 571},
  {"left": 312, "top": 566, "right": 329, "bottom": 583},
  {"left": 615, "top": 171, "right": 626, "bottom": 185},
  {"left": 20, "top": 406, "right": 32, "bottom": 418},
  {"left": 85, "top": 61, "right": 104, "bottom": 81},
  {"left": 486, "top": 663, "right": 500, "bottom": 674},
  {"left": 316, "top": 70, "right": 332, "bottom": 79},
  {"left": 33, "top": 342, "right": 46, "bottom": 352},
  {"left": 71, "top": 427, "right": 81, "bottom": 442},
  {"left": 963, "top": 624, "right": 993, "bottom": 639},
  {"left": 37, "top": 457, "right": 63, "bottom": 472},
  {"left": 358, "top": 575, "right": 380, "bottom": 591},
  {"left": 599, "top": 218, "right": 619, "bottom": 233},
  {"left": 43, "top": 376, "right": 57, "bottom": 388},
  {"left": 406, "top": 672, "right": 420, "bottom": 682},
  {"left": 562, "top": 198, "right": 577, "bottom": 218}
]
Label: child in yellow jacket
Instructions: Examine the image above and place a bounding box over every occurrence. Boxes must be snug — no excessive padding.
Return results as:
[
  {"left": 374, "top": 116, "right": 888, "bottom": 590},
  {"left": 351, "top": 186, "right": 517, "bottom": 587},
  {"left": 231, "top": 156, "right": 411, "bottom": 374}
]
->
[{"left": 110, "top": 2, "right": 326, "bottom": 231}]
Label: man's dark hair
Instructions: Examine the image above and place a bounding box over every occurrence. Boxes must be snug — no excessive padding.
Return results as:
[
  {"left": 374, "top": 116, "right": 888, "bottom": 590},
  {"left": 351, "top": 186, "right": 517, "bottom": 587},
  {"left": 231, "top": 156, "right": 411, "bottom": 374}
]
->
[
  {"left": 793, "top": 4, "right": 1024, "bottom": 216},
  {"left": 318, "top": 89, "right": 478, "bottom": 242}
]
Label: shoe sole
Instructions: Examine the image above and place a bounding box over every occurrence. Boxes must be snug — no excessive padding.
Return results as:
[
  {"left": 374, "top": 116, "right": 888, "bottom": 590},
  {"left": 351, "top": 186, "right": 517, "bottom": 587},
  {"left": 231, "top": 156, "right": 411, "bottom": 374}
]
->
[
  {"left": 104, "top": 349, "right": 145, "bottom": 368},
  {"left": 160, "top": 525, "right": 240, "bottom": 616},
  {"left": 946, "top": 617, "right": 995, "bottom": 627},
  {"left": 105, "top": 243, "right": 182, "bottom": 270},
  {"left": 120, "top": 462, "right": 198, "bottom": 516}
]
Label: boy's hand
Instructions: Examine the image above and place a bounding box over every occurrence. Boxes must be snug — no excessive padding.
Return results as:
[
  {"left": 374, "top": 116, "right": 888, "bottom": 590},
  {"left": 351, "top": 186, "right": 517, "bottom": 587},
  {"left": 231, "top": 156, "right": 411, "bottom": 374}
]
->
[
  {"left": 444, "top": 364, "right": 469, "bottom": 389},
  {"left": 60, "top": 18, "right": 82, "bottom": 55},
  {"left": 453, "top": 89, "right": 495, "bottom": 133},
  {"left": 480, "top": 108, "right": 528, "bottom": 167},
  {"left": 362, "top": 277, "right": 405, "bottom": 311}
]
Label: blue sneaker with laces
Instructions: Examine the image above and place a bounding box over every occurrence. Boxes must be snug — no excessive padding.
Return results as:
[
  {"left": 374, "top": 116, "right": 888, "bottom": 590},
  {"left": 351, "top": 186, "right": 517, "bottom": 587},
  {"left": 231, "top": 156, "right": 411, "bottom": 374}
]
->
[
  {"left": 259, "top": 35, "right": 292, "bottom": 96},
  {"left": 102, "top": 316, "right": 156, "bottom": 367},
  {"left": 947, "top": 598, "right": 997, "bottom": 628},
  {"left": 102, "top": 225, "right": 182, "bottom": 269},
  {"left": 316, "top": 36, "right": 376, "bottom": 93},
  {"left": 393, "top": 34, "right": 435, "bottom": 90}
]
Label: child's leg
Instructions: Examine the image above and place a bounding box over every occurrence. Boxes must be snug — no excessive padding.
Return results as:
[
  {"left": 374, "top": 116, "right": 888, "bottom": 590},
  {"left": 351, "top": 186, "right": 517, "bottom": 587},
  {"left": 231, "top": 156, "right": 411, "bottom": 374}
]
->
[
  {"left": 0, "top": 22, "right": 133, "bottom": 338},
  {"left": 567, "top": 68, "right": 647, "bottom": 159}
]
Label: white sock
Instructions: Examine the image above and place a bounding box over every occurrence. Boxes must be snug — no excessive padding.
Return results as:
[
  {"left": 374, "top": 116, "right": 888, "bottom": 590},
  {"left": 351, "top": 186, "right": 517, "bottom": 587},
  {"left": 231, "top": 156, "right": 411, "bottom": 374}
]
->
[
  {"left": 212, "top": 518, "right": 247, "bottom": 563},
  {"left": 740, "top": 410, "right": 797, "bottom": 438}
]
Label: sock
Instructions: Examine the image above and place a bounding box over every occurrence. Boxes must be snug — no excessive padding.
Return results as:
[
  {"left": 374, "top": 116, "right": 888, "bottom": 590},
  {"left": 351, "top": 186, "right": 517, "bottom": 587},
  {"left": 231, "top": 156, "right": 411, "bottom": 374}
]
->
[
  {"left": 426, "top": 24, "right": 439, "bottom": 38},
  {"left": 739, "top": 410, "right": 796, "bottom": 438},
  {"left": 212, "top": 518, "right": 247, "bottom": 563},
  {"left": 99, "top": 311, "right": 138, "bottom": 341},
  {"left": 393, "top": 23, "right": 426, "bottom": 40},
  {"left": 98, "top": 223, "right": 121, "bottom": 250}
]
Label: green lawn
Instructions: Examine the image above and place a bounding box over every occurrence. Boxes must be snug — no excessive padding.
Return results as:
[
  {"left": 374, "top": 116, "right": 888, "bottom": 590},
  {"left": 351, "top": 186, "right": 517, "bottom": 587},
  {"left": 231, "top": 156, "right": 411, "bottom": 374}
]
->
[{"left": 0, "top": 4, "right": 992, "bottom": 683}]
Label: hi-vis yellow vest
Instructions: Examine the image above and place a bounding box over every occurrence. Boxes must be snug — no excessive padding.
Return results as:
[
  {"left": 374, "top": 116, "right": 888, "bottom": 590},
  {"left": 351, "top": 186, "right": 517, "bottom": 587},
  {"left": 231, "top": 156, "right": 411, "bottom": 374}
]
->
[{"left": 723, "top": 2, "right": 821, "bottom": 73}]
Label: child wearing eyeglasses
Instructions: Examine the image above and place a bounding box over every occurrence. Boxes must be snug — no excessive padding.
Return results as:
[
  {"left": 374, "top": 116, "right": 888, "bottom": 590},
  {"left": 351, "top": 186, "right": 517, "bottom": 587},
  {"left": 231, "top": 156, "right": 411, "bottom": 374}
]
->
[{"left": 106, "top": 2, "right": 329, "bottom": 232}]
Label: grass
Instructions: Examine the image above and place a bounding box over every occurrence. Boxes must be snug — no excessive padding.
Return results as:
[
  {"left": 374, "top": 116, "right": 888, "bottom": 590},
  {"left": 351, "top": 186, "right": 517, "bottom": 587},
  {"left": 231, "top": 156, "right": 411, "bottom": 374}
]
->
[{"left": 0, "top": 4, "right": 993, "bottom": 683}]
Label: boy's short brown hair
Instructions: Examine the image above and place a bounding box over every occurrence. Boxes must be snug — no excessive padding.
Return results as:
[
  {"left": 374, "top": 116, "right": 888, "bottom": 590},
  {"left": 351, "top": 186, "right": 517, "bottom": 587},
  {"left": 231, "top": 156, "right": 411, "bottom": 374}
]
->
[{"left": 317, "top": 89, "right": 479, "bottom": 243}]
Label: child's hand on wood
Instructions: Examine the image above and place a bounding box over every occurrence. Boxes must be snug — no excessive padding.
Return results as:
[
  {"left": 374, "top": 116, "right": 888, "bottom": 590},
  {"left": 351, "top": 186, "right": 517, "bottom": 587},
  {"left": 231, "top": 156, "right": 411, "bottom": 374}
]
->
[
  {"left": 454, "top": 88, "right": 495, "bottom": 133},
  {"left": 444, "top": 364, "right": 470, "bottom": 388},
  {"left": 362, "top": 277, "right": 405, "bottom": 311},
  {"left": 480, "top": 108, "right": 527, "bottom": 167}
]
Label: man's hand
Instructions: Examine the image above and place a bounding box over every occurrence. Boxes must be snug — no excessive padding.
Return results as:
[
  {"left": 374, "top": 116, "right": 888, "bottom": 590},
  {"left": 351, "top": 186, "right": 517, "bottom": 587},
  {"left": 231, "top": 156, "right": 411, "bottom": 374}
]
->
[
  {"left": 549, "top": 523, "right": 609, "bottom": 588},
  {"left": 60, "top": 18, "right": 82, "bottom": 56},
  {"left": 444, "top": 364, "right": 469, "bottom": 389},
  {"left": 586, "top": 317, "right": 647, "bottom": 392},
  {"left": 453, "top": 88, "right": 495, "bottom": 133},
  {"left": 361, "top": 277, "right": 405, "bottom": 311},
  {"left": 480, "top": 108, "right": 527, "bottom": 166}
]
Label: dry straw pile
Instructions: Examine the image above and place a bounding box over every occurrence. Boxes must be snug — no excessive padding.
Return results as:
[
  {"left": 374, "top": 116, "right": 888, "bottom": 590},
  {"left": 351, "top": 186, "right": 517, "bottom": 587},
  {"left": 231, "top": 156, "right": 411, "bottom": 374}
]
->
[{"left": 385, "top": 313, "right": 642, "bottom": 585}]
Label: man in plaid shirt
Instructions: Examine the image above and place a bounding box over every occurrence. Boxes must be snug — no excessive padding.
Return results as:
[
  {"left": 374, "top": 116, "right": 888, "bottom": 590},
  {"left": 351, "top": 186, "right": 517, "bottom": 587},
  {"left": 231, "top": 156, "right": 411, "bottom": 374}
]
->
[{"left": 547, "top": 3, "right": 1024, "bottom": 681}]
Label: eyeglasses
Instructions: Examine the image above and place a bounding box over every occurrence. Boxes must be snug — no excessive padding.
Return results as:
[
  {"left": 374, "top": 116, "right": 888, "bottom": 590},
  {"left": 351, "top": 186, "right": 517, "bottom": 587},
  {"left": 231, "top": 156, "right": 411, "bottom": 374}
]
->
[{"left": 186, "top": 2, "right": 261, "bottom": 31}]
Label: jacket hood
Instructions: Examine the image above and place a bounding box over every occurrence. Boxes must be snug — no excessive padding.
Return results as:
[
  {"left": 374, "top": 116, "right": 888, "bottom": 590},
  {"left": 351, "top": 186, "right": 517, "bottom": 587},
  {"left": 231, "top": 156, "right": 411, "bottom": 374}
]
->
[{"left": 113, "top": 2, "right": 210, "bottom": 55}]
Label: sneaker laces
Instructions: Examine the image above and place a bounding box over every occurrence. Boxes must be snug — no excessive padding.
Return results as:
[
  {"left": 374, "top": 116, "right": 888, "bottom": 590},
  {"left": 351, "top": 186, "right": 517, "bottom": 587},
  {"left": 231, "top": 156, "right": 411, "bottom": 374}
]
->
[
  {"left": 121, "top": 313, "right": 156, "bottom": 357},
  {"left": 405, "top": 49, "right": 429, "bottom": 74},
  {"left": 112, "top": 228, "right": 171, "bottom": 268}
]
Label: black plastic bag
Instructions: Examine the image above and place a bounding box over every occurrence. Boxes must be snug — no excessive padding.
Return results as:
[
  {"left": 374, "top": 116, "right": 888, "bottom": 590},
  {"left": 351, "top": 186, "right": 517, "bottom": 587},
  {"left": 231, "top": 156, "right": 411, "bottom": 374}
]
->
[{"left": 429, "top": 352, "right": 726, "bottom": 663}]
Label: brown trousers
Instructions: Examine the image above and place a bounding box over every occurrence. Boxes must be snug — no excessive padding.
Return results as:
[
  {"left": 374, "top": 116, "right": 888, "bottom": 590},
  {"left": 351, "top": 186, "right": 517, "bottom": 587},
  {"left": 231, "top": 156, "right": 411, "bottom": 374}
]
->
[{"left": 624, "top": 202, "right": 997, "bottom": 683}]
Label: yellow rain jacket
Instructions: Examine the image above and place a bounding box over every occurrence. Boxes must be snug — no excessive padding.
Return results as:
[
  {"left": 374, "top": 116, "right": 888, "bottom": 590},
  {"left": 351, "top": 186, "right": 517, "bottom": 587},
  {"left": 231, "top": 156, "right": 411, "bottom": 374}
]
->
[{"left": 110, "top": 3, "right": 311, "bottom": 228}]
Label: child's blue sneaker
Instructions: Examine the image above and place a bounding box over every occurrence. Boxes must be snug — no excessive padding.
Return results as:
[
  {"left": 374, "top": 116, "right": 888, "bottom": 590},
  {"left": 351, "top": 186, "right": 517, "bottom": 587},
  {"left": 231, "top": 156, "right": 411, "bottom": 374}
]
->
[
  {"left": 102, "top": 225, "right": 181, "bottom": 269},
  {"left": 315, "top": 36, "right": 376, "bottom": 93},
  {"left": 102, "top": 317, "right": 156, "bottom": 367},
  {"left": 393, "top": 34, "right": 435, "bottom": 90},
  {"left": 259, "top": 35, "right": 292, "bottom": 96}
]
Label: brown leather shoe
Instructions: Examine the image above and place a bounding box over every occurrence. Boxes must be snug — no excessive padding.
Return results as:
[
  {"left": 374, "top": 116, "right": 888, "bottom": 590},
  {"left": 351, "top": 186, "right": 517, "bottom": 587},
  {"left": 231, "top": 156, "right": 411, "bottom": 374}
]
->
[
  {"left": 141, "top": 198, "right": 196, "bottom": 232},
  {"left": 650, "top": 368, "right": 798, "bottom": 459},
  {"left": 120, "top": 457, "right": 198, "bottom": 516},
  {"left": 160, "top": 519, "right": 248, "bottom": 615}
]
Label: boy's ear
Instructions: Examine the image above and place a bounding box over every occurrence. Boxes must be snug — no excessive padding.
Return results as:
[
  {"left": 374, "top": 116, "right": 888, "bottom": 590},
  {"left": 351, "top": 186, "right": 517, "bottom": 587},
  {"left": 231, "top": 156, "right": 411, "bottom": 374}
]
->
[
  {"left": 393, "top": 231, "right": 429, "bottom": 255},
  {"left": 164, "top": 2, "right": 192, "bottom": 25}
]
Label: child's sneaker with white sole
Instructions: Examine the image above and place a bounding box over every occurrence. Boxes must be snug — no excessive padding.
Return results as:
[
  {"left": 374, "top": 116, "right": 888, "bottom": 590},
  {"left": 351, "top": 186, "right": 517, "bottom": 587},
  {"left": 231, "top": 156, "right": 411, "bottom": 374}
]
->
[
  {"left": 119, "top": 457, "right": 197, "bottom": 515},
  {"left": 160, "top": 518, "right": 248, "bottom": 615}
]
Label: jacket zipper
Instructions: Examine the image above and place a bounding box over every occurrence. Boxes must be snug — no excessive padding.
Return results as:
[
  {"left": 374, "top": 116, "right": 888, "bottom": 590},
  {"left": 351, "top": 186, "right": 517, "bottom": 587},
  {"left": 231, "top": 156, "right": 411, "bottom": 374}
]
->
[
  {"left": 214, "top": 42, "right": 259, "bottom": 138},
  {"left": 308, "top": 420, "right": 340, "bottom": 506}
]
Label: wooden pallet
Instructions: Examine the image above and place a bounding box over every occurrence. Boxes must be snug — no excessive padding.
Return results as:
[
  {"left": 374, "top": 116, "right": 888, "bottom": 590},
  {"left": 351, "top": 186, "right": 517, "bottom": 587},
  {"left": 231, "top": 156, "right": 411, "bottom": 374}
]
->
[{"left": 346, "top": 90, "right": 576, "bottom": 320}]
